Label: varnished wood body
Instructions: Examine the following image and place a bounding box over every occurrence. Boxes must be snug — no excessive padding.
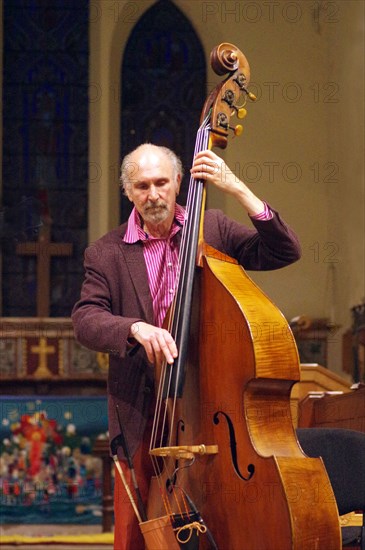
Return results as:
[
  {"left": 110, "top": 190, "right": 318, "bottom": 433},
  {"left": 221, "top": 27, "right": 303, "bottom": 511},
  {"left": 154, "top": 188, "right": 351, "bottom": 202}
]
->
[{"left": 149, "top": 252, "right": 342, "bottom": 549}]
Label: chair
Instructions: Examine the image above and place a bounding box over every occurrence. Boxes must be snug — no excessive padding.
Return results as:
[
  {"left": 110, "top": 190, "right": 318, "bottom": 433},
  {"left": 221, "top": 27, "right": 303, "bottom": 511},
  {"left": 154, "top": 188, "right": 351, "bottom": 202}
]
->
[{"left": 296, "top": 427, "right": 365, "bottom": 549}]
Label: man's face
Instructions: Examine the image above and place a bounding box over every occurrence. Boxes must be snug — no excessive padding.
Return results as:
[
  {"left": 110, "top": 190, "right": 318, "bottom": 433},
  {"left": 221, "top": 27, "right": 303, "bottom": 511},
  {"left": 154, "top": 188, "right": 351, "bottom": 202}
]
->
[{"left": 125, "top": 148, "right": 180, "bottom": 227}]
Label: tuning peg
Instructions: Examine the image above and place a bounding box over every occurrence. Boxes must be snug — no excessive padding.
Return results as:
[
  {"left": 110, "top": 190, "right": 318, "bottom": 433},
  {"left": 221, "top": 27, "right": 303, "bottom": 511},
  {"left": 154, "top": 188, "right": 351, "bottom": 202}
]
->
[
  {"left": 217, "top": 113, "right": 243, "bottom": 137},
  {"left": 236, "top": 107, "right": 247, "bottom": 119},
  {"left": 240, "top": 85, "right": 257, "bottom": 102},
  {"left": 233, "top": 124, "right": 243, "bottom": 136},
  {"left": 227, "top": 124, "right": 244, "bottom": 136}
]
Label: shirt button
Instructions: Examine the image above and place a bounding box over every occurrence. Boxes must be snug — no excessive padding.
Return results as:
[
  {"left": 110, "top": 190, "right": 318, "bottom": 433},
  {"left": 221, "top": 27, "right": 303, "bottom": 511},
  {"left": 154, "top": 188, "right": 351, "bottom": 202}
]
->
[
  {"left": 167, "top": 262, "right": 172, "bottom": 268},
  {"left": 169, "top": 289, "right": 174, "bottom": 294}
]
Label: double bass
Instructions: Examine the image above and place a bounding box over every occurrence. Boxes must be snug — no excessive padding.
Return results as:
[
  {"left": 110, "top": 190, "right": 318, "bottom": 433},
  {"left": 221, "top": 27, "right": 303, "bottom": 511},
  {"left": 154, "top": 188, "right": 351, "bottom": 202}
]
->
[{"left": 144, "top": 43, "right": 341, "bottom": 550}]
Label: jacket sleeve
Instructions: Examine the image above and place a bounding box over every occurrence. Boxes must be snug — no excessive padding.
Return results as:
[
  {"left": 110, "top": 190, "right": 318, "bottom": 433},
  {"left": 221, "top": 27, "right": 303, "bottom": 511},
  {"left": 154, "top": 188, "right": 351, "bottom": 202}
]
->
[{"left": 204, "top": 208, "right": 301, "bottom": 270}]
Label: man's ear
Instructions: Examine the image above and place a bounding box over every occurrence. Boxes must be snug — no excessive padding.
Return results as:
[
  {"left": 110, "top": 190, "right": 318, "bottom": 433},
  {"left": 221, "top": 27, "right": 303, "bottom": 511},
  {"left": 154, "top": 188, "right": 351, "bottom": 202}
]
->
[
  {"left": 176, "top": 174, "right": 181, "bottom": 196},
  {"left": 125, "top": 187, "right": 133, "bottom": 202}
]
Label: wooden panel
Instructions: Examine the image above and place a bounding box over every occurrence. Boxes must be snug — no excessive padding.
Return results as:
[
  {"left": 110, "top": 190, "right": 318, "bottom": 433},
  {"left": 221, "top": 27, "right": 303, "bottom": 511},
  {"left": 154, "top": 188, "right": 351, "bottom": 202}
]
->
[
  {"left": 298, "top": 387, "right": 365, "bottom": 432},
  {"left": 290, "top": 364, "right": 352, "bottom": 427}
]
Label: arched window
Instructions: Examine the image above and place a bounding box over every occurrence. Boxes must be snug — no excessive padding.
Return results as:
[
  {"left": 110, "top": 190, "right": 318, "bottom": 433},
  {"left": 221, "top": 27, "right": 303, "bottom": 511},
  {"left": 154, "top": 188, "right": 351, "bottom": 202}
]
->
[{"left": 120, "top": 0, "right": 206, "bottom": 221}]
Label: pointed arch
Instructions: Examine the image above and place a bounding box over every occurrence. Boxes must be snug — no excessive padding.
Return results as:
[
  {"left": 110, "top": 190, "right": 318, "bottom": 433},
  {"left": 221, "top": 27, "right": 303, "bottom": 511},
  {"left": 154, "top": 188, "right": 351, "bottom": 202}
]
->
[{"left": 120, "top": 0, "right": 206, "bottom": 221}]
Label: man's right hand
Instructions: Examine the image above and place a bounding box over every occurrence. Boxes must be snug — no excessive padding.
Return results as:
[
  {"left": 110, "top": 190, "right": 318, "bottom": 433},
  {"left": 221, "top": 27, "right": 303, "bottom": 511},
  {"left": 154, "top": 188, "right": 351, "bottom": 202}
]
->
[{"left": 129, "top": 321, "right": 178, "bottom": 365}]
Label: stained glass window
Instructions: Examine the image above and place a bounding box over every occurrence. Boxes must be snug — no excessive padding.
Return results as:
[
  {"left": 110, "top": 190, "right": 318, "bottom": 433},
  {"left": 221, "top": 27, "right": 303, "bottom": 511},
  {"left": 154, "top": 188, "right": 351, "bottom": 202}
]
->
[{"left": 2, "top": 1, "right": 89, "bottom": 316}]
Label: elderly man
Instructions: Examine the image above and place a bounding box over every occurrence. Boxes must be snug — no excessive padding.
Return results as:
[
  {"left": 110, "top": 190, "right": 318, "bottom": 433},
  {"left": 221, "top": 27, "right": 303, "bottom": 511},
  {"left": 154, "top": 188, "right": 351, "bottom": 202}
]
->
[{"left": 72, "top": 143, "right": 301, "bottom": 549}]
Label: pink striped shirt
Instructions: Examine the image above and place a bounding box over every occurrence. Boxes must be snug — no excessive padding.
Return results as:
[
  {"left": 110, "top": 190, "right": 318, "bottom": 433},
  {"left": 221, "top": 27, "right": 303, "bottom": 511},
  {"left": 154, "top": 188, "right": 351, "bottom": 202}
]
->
[
  {"left": 251, "top": 201, "right": 273, "bottom": 221},
  {"left": 124, "top": 205, "right": 186, "bottom": 327},
  {"left": 123, "top": 203, "right": 272, "bottom": 327}
]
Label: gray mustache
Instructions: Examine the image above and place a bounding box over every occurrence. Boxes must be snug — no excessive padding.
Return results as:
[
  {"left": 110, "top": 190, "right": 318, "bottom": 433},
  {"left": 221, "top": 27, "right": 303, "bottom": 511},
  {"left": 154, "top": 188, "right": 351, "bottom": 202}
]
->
[{"left": 144, "top": 202, "right": 167, "bottom": 211}]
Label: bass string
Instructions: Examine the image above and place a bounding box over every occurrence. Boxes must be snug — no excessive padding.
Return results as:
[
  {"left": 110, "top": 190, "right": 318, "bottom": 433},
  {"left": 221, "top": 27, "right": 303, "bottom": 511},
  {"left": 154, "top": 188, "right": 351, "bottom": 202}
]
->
[
  {"left": 167, "top": 117, "right": 210, "bottom": 339},
  {"left": 149, "top": 118, "right": 211, "bottom": 457},
  {"left": 166, "top": 119, "right": 210, "bottom": 361},
  {"left": 153, "top": 120, "right": 211, "bottom": 451},
  {"left": 165, "top": 120, "right": 210, "bottom": 447},
  {"left": 147, "top": 123, "right": 210, "bottom": 513}
]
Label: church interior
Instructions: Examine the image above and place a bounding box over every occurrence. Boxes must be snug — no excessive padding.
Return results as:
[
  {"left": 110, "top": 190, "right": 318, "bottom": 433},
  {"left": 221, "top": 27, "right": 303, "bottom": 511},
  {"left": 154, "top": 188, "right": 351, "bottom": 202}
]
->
[{"left": 0, "top": 0, "right": 364, "bottom": 549}]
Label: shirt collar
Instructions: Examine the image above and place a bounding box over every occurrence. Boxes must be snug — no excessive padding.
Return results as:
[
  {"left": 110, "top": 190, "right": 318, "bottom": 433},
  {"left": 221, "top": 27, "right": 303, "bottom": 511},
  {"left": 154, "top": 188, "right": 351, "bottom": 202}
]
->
[{"left": 123, "top": 204, "right": 186, "bottom": 244}]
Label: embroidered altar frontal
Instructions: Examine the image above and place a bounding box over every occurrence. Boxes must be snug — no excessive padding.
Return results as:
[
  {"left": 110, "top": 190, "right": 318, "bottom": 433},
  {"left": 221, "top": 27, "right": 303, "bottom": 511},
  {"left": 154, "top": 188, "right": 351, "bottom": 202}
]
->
[{"left": 0, "top": 396, "right": 109, "bottom": 524}]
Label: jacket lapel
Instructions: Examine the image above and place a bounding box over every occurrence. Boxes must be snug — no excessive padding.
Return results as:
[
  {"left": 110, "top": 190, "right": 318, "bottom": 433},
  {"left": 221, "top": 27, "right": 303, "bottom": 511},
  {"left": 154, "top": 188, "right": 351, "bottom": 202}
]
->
[{"left": 119, "top": 241, "right": 154, "bottom": 324}]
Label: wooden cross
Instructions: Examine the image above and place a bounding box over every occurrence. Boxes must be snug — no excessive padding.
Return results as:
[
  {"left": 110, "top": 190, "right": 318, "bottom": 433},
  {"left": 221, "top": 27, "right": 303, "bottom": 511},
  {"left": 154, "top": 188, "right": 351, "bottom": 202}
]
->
[
  {"left": 30, "top": 337, "right": 56, "bottom": 378},
  {"left": 16, "top": 217, "right": 73, "bottom": 317}
]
